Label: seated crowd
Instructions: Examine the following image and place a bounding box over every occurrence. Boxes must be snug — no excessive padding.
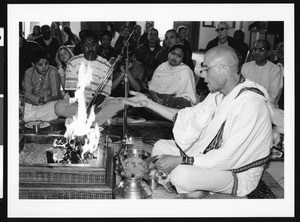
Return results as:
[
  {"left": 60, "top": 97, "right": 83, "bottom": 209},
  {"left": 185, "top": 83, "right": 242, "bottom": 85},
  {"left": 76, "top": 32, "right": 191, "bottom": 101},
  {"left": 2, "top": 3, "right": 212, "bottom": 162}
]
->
[{"left": 19, "top": 21, "right": 284, "bottom": 198}]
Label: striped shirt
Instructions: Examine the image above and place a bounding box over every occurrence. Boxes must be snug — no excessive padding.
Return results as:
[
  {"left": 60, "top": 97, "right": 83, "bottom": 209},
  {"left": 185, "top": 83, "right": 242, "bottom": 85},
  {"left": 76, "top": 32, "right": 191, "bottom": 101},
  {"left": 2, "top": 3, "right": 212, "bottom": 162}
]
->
[{"left": 65, "top": 54, "right": 112, "bottom": 103}]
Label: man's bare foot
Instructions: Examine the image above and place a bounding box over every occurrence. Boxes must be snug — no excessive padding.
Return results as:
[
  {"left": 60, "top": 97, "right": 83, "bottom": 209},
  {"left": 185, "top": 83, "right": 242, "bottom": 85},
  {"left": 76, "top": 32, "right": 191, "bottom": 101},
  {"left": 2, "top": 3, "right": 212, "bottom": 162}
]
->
[{"left": 175, "top": 191, "right": 209, "bottom": 199}]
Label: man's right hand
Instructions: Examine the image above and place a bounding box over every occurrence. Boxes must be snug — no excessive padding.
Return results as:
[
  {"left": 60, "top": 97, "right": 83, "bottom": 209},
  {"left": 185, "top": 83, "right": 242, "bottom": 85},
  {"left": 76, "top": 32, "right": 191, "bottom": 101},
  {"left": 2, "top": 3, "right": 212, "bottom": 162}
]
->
[{"left": 124, "top": 91, "right": 150, "bottom": 108}]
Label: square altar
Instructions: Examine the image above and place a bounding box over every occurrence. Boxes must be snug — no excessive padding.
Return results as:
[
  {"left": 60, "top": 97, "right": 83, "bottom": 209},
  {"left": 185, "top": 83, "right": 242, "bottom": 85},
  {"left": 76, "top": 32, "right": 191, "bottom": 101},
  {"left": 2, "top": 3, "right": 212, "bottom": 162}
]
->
[{"left": 19, "top": 134, "right": 114, "bottom": 199}]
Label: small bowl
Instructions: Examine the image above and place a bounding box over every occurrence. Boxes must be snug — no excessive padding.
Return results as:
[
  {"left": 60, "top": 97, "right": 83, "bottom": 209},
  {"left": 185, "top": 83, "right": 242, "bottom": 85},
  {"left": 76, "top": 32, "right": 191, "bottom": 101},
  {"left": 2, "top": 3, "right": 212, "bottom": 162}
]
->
[{"left": 126, "top": 148, "right": 151, "bottom": 160}]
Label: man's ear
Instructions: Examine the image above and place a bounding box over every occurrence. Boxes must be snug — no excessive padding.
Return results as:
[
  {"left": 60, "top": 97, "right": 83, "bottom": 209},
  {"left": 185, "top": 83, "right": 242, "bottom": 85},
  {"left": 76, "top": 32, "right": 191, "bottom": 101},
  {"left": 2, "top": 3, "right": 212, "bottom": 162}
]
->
[
  {"left": 31, "top": 62, "right": 35, "bottom": 68},
  {"left": 223, "top": 64, "right": 230, "bottom": 77}
]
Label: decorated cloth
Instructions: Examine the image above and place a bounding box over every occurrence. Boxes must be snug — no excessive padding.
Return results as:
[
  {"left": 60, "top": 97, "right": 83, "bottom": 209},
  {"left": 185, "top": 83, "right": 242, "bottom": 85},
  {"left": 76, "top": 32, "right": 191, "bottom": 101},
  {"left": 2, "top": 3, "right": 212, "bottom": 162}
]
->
[
  {"left": 64, "top": 54, "right": 112, "bottom": 104},
  {"left": 241, "top": 60, "right": 283, "bottom": 108},
  {"left": 149, "top": 62, "right": 197, "bottom": 105},
  {"left": 152, "top": 79, "right": 273, "bottom": 196}
]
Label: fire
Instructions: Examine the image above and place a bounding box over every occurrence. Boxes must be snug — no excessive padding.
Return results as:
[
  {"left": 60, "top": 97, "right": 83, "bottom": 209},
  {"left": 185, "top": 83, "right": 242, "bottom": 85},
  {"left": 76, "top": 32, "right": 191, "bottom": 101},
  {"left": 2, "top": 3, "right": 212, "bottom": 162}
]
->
[{"left": 63, "top": 62, "right": 102, "bottom": 159}]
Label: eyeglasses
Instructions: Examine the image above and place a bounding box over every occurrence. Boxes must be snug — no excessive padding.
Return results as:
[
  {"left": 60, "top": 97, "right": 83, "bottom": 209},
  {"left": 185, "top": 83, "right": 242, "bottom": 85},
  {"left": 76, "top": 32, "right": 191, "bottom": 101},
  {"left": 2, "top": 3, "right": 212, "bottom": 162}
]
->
[
  {"left": 199, "top": 62, "right": 223, "bottom": 77},
  {"left": 215, "top": 27, "right": 227, "bottom": 32},
  {"left": 252, "top": 47, "right": 266, "bottom": 53}
]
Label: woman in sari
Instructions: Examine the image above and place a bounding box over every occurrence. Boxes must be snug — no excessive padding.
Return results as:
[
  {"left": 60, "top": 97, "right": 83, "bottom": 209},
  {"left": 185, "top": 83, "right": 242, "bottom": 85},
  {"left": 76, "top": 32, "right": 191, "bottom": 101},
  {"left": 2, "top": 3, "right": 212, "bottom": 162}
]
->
[{"left": 148, "top": 44, "right": 196, "bottom": 109}]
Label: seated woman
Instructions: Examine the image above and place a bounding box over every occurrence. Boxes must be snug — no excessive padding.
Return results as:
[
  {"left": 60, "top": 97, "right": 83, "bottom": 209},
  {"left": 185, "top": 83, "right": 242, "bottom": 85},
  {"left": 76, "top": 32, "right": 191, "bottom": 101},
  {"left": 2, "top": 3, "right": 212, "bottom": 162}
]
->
[
  {"left": 111, "top": 48, "right": 147, "bottom": 97},
  {"left": 97, "top": 30, "right": 118, "bottom": 62},
  {"left": 55, "top": 46, "right": 74, "bottom": 90},
  {"left": 22, "top": 48, "right": 62, "bottom": 122},
  {"left": 114, "top": 25, "right": 137, "bottom": 56},
  {"left": 148, "top": 44, "right": 197, "bottom": 109}
]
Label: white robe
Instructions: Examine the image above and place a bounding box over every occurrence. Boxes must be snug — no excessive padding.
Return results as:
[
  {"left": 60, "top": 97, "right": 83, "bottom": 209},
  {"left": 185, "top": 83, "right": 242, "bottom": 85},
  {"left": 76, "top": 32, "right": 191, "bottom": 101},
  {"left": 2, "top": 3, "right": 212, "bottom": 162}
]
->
[
  {"left": 154, "top": 79, "right": 273, "bottom": 196},
  {"left": 241, "top": 60, "right": 283, "bottom": 107}
]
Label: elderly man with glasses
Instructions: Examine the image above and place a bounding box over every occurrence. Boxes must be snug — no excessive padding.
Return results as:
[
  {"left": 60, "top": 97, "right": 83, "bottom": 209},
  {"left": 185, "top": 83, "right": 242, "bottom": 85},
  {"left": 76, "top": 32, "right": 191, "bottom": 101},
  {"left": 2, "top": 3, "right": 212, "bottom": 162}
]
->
[
  {"left": 241, "top": 39, "right": 283, "bottom": 108},
  {"left": 124, "top": 45, "right": 273, "bottom": 199},
  {"left": 205, "top": 22, "right": 240, "bottom": 56}
]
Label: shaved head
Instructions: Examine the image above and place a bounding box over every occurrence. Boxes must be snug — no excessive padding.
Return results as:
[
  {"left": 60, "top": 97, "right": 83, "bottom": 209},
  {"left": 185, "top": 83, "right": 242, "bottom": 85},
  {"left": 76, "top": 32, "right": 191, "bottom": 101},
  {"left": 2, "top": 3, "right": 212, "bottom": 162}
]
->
[
  {"left": 202, "top": 45, "right": 241, "bottom": 95},
  {"left": 205, "top": 45, "right": 239, "bottom": 72}
]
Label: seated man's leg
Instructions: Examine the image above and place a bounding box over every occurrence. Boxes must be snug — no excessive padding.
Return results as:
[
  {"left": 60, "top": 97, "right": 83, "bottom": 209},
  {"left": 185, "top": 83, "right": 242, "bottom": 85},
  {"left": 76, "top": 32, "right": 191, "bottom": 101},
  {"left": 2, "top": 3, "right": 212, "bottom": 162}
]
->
[
  {"left": 94, "top": 97, "right": 125, "bottom": 125},
  {"left": 170, "top": 165, "right": 234, "bottom": 195},
  {"left": 24, "top": 101, "right": 58, "bottom": 122},
  {"left": 54, "top": 98, "right": 78, "bottom": 118}
]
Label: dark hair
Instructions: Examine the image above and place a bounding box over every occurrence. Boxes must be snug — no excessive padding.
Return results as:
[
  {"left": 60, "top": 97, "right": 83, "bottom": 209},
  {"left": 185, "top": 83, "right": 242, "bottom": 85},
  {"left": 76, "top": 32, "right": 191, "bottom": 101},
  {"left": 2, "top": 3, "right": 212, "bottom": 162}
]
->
[
  {"left": 41, "top": 25, "right": 50, "bottom": 32},
  {"left": 148, "top": 27, "right": 158, "bottom": 34},
  {"left": 99, "top": 30, "right": 112, "bottom": 40},
  {"left": 165, "top": 29, "right": 178, "bottom": 38},
  {"left": 79, "top": 29, "right": 87, "bottom": 41},
  {"left": 31, "top": 48, "right": 50, "bottom": 63},
  {"left": 168, "top": 44, "right": 186, "bottom": 61},
  {"left": 32, "top": 25, "right": 41, "bottom": 36},
  {"left": 80, "top": 30, "right": 99, "bottom": 43},
  {"left": 63, "top": 25, "right": 72, "bottom": 35},
  {"left": 234, "top": 29, "right": 245, "bottom": 42},
  {"left": 133, "top": 24, "right": 141, "bottom": 31},
  {"left": 120, "top": 25, "right": 131, "bottom": 34},
  {"left": 177, "top": 25, "right": 188, "bottom": 34}
]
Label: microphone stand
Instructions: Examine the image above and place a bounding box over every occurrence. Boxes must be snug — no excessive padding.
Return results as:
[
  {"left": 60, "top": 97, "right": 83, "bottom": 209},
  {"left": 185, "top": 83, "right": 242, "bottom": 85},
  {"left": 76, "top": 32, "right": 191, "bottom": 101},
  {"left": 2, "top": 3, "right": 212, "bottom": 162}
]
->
[
  {"left": 118, "top": 32, "right": 134, "bottom": 156},
  {"left": 123, "top": 42, "right": 129, "bottom": 142}
]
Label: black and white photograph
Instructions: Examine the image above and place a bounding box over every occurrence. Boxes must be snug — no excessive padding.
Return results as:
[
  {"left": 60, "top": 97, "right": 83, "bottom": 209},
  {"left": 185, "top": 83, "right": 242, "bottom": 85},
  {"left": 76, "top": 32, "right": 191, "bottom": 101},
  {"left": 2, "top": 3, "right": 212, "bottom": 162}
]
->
[{"left": 4, "top": 3, "right": 295, "bottom": 219}]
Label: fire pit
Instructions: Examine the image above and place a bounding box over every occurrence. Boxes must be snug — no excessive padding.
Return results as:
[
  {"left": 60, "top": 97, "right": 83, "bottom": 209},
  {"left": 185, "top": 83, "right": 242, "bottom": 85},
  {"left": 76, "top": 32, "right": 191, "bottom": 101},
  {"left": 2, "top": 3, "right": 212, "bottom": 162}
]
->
[{"left": 19, "top": 134, "right": 114, "bottom": 199}]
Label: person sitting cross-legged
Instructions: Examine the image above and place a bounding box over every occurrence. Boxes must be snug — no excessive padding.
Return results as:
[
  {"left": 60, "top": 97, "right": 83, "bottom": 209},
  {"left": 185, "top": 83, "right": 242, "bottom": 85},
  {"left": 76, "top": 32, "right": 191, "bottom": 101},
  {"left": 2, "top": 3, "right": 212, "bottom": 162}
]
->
[
  {"left": 22, "top": 48, "right": 62, "bottom": 122},
  {"left": 124, "top": 45, "right": 273, "bottom": 199},
  {"left": 54, "top": 30, "right": 125, "bottom": 125}
]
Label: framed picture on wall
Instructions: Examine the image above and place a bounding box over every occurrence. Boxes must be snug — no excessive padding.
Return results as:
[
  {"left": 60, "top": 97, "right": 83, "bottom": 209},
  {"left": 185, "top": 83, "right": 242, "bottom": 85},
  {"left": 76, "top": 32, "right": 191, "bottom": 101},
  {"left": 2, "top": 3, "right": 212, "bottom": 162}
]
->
[{"left": 202, "top": 21, "right": 215, "bottom": 27}]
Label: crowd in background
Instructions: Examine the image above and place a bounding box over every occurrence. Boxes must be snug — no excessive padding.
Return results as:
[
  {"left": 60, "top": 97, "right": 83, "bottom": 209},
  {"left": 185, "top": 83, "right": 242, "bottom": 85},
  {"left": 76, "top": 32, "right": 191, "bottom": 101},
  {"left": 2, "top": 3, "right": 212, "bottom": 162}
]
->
[{"left": 19, "top": 21, "right": 284, "bottom": 122}]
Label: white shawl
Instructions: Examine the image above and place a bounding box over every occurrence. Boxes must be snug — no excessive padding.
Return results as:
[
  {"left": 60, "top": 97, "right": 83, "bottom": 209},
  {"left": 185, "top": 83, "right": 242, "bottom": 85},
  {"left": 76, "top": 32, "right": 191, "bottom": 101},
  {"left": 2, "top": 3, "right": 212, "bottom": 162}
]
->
[{"left": 149, "top": 62, "right": 197, "bottom": 104}]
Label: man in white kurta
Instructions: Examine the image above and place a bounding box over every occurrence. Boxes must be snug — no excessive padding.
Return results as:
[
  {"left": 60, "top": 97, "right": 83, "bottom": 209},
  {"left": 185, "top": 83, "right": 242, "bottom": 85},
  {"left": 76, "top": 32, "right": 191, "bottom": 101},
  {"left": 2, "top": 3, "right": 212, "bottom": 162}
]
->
[
  {"left": 124, "top": 45, "right": 273, "bottom": 198},
  {"left": 242, "top": 39, "right": 283, "bottom": 108}
]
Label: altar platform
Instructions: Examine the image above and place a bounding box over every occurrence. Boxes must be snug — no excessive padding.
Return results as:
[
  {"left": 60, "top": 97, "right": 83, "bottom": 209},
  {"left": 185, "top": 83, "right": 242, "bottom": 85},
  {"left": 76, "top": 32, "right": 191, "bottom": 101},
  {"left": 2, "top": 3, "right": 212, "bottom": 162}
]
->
[{"left": 19, "top": 107, "right": 284, "bottom": 199}]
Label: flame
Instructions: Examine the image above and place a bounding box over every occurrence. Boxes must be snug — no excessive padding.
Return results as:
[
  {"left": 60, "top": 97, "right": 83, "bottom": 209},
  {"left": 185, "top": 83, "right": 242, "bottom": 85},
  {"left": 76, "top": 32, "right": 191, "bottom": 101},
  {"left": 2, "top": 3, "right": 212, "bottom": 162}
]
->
[{"left": 64, "top": 62, "right": 101, "bottom": 158}]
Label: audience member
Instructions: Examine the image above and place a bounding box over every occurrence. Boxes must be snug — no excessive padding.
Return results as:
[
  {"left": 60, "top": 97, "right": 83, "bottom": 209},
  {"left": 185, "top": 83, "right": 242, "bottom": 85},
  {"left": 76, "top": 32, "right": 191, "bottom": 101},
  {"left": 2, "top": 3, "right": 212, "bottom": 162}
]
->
[
  {"left": 138, "top": 22, "right": 153, "bottom": 46},
  {"left": 107, "top": 22, "right": 120, "bottom": 48},
  {"left": 149, "top": 44, "right": 196, "bottom": 109},
  {"left": 201, "top": 22, "right": 242, "bottom": 102},
  {"left": 35, "top": 25, "right": 60, "bottom": 67},
  {"left": 153, "top": 29, "right": 178, "bottom": 69},
  {"left": 54, "top": 30, "right": 123, "bottom": 125},
  {"left": 135, "top": 27, "right": 163, "bottom": 83},
  {"left": 19, "top": 31, "right": 43, "bottom": 91},
  {"left": 177, "top": 25, "right": 192, "bottom": 58},
  {"left": 132, "top": 24, "right": 142, "bottom": 45},
  {"left": 97, "top": 30, "right": 118, "bottom": 62},
  {"left": 241, "top": 39, "right": 283, "bottom": 108},
  {"left": 176, "top": 25, "right": 195, "bottom": 72},
  {"left": 22, "top": 48, "right": 62, "bottom": 122},
  {"left": 26, "top": 25, "right": 41, "bottom": 41},
  {"left": 111, "top": 50, "right": 146, "bottom": 97},
  {"left": 124, "top": 45, "right": 273, "bottom": 199},
  {"left": 55, "top": 46, "right": 74, "bottom": 90},
  {"left": 73, "top": 29, "right": 87, "bottom": 56},
  {"left": 50, "top": 22, "right": 65, "bottom": 46},
  {"left": 114, "top": 25, "right": 137, "bottom": 56},
  {"left": 206, "top": 22, "right": 245, "bottom": 67},
  {"left": 233, "top": 29, "right": 249, "bottom": 64},
  {"left": 63, "top": 25, "right": 80, "bottom": 46}
]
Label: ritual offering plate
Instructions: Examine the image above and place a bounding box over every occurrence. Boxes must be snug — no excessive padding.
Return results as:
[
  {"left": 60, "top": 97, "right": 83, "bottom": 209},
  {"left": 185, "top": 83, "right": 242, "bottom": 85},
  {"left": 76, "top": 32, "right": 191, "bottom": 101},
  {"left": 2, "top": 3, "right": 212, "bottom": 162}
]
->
[
  {"left": 25, "top": 121, "right": 50, "bottom": 129},
  {"left": 127, "top": 116, "right": 146, "bottom": 124}
]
